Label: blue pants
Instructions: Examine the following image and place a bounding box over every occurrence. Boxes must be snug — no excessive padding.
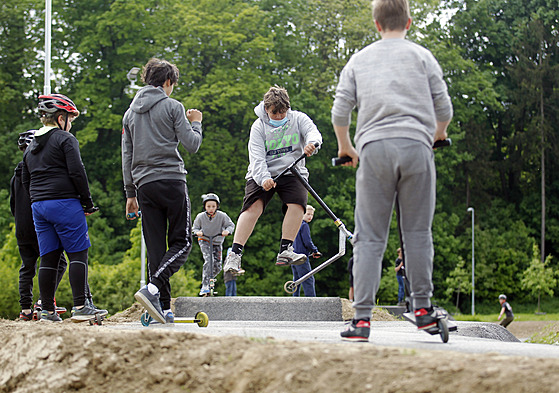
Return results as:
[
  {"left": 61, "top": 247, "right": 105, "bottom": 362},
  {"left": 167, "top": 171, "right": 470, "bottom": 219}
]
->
[
  {"left": 397, "top": 275, "right": 405, "bottom": 303},
  {"left": 291, "top": 260, "right": 316, "bottom": 297},
  {"left": 225, "top": 280, "right": 237, "bottom": 296}
]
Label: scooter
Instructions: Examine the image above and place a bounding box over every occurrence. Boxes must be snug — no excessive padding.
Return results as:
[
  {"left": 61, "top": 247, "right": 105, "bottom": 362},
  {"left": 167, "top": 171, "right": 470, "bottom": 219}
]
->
[{"left": 272, "top": 143, "right": 354, "bottom": 295}]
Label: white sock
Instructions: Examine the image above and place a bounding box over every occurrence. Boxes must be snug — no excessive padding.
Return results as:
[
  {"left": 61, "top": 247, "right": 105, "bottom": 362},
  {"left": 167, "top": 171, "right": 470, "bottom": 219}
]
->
[
  {"left": 163, "top": 309, "right": 171, "bottom": 315},
  {"left": 147, "top": 283, "right": 159, "bottom": 295}
]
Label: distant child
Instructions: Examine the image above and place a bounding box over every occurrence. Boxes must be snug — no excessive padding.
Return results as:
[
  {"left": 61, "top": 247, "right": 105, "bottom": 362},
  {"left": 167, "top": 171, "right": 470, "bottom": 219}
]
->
[
  {"left": 497, "top": 294, "right": 514, "bottom": 328},
  {"left": 223, "top": 248, "right": 238, "bottom": 296},
  {"left": 223, "top": 85, "right": 322, "bottom": 275},
  {"left": 193, "top": 193, "right": 235, "bottom": 296},
  {"left": 395, "top": 248, "right": 405, "bottom": 305},
  {"left": 347, "top": 257, "right": 354, "bottom": 302},
  {"left": 10, "top": 130, "right": 66, "bottom": 321},
  {"left": 291, "top": 205, "right": 321, "bottom": 297},
  {"left": 333, "top": 0, "right": 452, "bottom": 341}
]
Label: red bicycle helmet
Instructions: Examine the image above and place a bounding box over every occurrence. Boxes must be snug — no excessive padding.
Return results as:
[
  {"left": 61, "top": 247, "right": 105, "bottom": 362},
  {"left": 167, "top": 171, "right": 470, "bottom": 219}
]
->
[{"left": 38, "top": 94, "right": 80, "bottom": 117}]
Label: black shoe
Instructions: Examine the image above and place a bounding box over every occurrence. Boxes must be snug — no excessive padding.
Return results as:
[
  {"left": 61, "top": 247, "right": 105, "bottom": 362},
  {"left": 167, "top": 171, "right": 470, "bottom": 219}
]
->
[
  {"left": 414, "top": 307, "right": 438, "bottom": 330},
  {"left": 340, "top": 319, "right": 370, "bottom": 342},
  {"left": 134, "top": 286, "right": 165, "bottom": 324}
]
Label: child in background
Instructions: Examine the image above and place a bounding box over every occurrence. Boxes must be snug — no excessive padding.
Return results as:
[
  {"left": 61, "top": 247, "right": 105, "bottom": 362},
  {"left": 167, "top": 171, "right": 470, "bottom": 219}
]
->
[
  {"left": 497, "top": 294, "right": 514, "bottom": 328},
  {"left": 193, "top": 193, "right": 235, "bottom": 296},
  {"left": 223, "top": 248, "right": 238, "bottom": 296}
]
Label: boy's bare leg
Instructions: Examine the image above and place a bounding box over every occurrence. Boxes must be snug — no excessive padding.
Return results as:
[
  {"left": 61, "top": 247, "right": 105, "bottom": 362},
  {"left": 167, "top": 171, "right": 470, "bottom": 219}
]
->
[
  {"left": 281, "top": 203, "right": 305, "bottom": 241},
  {"left": 232, "top": 199, "right": 264, "bottom": 246}
]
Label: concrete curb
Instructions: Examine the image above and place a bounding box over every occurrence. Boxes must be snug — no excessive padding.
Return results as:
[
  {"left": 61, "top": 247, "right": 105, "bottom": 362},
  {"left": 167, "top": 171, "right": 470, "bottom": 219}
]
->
[{"left": 175, "top": 296, "right": 343, "bottom": 321}]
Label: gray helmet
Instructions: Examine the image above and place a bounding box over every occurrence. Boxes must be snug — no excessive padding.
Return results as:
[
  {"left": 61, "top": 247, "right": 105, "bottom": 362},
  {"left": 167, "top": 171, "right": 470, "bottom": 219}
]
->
[
  {"left": 202, "top": 193, "right": 220, "bottom": 207},
  {"left": 18, "top": 130, "right": 35, "bottom": 151},
  {"left": 499, "top": 294, "right": 507, "bottom": 300}
]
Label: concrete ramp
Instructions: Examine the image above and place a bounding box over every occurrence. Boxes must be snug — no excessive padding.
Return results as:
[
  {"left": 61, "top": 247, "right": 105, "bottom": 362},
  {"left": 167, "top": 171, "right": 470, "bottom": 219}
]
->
[{"left": 174, "top": 296, "right": 343, "bottom": 321}]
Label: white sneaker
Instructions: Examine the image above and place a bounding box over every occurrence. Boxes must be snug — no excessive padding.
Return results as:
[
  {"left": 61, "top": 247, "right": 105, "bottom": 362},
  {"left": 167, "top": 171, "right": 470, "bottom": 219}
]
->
[
  {"left": 276, "top": 246, "right": 307, "bottom": 266},
  {"left": 223, "top": 252, "right": 245, "bottom": 275}
]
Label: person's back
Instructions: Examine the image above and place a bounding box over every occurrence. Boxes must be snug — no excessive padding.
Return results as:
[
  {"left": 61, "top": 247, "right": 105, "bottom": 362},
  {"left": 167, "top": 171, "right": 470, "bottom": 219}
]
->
[
  {"left": 334, "top": 0, "right": 452, "bottom": 342},
  {"left": 335, "top": 39, "right": 452, "bottom": 151},
  {"left": 126, "top": 58, "right": 204, "bottom": 324},
  {"left": 23, "top": 127, "right": 93, "bottom": 206}
]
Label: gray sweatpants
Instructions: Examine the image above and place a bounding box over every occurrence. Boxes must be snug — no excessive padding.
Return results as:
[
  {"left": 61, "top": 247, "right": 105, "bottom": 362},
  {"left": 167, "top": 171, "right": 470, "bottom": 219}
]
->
[
  {"left": 353, "top": 138, "right": 436, "bottom": 320},
  {"left": 199, "top": 240, "right": 223, "bottom": 289}
]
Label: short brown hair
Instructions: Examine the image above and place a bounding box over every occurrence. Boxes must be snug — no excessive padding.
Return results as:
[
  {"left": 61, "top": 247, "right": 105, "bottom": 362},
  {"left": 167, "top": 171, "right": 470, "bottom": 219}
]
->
[
  {"left": 263, "top": 85, "right": 290, "bottom": 114},
  {"left": 372, "top": 0, "right": 410, "bottom": 32},
  {"left": 142, "top": 58, "right": 179, "bottom": 87}
]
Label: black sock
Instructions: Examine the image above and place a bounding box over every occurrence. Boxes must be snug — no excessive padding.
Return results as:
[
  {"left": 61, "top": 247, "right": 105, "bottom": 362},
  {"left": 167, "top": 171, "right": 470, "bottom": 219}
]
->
[
  {"left": 280, "top": 239, "right": 293, "bottom": 253},
  {"left": 231, "top": 243, "right": 244, "bottom": 255}
]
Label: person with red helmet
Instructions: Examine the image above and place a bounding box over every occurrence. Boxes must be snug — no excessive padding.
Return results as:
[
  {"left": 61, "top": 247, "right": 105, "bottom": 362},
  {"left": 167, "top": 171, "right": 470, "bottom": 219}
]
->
[{"left": 21, "top": 93, "right": 106, "bottom": 322}]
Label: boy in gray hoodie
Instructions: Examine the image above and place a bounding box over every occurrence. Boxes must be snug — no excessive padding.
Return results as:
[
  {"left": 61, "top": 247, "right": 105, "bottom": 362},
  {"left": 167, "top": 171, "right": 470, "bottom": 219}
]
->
[
  {"left": 223, "top": 86, "right": 322, "bottom": 275},
  {"left": 122, "top": 58, "right": 203, "bottom": 324},
  {"left": 333, "top": 0, "right": 452, "bottom": 341}
]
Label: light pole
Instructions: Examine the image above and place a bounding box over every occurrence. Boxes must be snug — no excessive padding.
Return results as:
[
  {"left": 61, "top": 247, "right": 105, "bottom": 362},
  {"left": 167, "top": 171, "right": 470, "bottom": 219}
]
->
[
  {"left": 44, "top": 0, "right": 52, "bottom": 95},
  {"left": 467, "top": 207, "right": 475, "bottom": 315}
]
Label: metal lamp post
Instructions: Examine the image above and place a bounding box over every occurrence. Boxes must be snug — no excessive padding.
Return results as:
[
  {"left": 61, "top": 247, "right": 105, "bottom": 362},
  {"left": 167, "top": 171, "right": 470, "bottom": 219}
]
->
[
  {"left": 467, "top": 207, "right": 475, "bottom": 315},
  {"left": 44, "top": 0, "right": 52, "bottom": 95}
]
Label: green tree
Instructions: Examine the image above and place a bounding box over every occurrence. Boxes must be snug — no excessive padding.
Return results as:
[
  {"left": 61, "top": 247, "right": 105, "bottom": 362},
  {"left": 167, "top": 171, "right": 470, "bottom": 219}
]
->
[
  {"left": 521, "top": 244, "right": 557, "bottom": 313},
  {"left": 444, "top": 257, "right": 471, "bottom": 312}
]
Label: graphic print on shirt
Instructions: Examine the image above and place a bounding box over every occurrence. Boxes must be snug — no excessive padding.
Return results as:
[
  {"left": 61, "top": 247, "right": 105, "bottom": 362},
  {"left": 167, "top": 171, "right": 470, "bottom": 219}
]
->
[{"left": 265, "top": 121, "right": 300, "bottom": 159}]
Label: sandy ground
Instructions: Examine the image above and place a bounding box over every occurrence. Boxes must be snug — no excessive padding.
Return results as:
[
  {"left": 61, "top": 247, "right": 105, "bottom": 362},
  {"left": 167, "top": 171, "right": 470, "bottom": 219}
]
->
[{"left": 1, "top": 303, "right": 559, "bottom": 393}]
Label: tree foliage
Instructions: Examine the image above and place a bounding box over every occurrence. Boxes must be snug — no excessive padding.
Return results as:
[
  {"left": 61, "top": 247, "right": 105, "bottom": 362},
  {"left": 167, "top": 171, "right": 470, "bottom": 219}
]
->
[{"left": 0, "top": 0, "right": 558, "bottom": 318}]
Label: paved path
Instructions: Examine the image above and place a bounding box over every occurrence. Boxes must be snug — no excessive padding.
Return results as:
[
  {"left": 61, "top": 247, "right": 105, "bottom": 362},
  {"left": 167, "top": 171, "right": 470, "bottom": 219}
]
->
[{"left": 109, "top": 320, "right": 559, "bottom": 359}]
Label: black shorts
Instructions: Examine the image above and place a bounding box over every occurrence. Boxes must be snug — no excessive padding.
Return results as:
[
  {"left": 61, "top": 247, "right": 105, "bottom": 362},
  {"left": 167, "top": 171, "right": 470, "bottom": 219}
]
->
[{"left": 240, "top": 175, "right": 308, "bottom": 214}]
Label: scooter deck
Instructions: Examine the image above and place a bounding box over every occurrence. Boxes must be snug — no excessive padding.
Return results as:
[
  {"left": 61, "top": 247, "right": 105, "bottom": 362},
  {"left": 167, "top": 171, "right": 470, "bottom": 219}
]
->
[{"left": 402, "top": 311, "right": 458, "bottom": 333}]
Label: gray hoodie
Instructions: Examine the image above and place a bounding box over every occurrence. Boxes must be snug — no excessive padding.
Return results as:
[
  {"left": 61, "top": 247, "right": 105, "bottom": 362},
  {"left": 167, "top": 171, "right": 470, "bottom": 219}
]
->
[
  {"left": 246, "top": 102, "right": 322, "bottom": 186},
  {"left": 122, "top": 85, "right": 203, "bottom": 197}
]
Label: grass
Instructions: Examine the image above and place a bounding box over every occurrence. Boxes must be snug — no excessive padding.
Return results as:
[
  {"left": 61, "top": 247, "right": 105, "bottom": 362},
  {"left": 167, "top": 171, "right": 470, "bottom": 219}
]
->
[{"left": 453, "top": 313, "right": 559, "bottom": 322}]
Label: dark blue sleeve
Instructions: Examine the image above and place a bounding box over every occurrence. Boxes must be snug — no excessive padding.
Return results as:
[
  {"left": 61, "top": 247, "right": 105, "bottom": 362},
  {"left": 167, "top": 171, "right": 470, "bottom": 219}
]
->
[{"left": 300, "top": 222, "right": 318, "bottom": 253}]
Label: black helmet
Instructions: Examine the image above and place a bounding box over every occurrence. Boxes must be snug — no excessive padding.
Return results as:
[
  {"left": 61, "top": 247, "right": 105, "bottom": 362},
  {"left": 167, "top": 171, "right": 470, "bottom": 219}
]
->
[
  {"left": 202, "top": 193, "right": 220, "bottom": 207},
  {"left": 38, "top": 94, "right": 80, "bottom": 117},
  {"left": 18, "top": 130, "right": 35, "bottom": 151}
]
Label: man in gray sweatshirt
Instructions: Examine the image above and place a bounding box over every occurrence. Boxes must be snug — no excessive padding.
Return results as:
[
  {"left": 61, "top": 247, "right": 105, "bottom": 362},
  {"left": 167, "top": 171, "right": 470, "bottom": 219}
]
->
[
  {"left": 333, "top": 0, "right": 452, "bottom": 341},
  {"left": 122, "top": 58, "right": 203, "bottom": 324}
]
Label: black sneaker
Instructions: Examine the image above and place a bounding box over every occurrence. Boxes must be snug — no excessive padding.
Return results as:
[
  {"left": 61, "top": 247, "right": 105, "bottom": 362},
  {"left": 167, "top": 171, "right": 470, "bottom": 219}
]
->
[
  {"left": 414, "top": 307, "right": 438, "bottom": 330},
  {"left": 340, "top": 319, "right": 370, "bottom": 342},
  {"left": 19, "top": 310, "right": 34, "bottom": 321},
  {"left": 85, "top": 298, "right": 108, "bottom": 317},
  {"left": 39, "top": 310, "right": 63, "bottom": 323},
  {"left": 134, "top": 286, "right": 166, "bottom": 324}
]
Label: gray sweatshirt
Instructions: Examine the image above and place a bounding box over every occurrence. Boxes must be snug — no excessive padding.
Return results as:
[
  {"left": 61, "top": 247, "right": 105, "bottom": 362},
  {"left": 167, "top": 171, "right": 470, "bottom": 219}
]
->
[
  {"left": 192, "top": 210, "right": 235, "bottom": 245},
  {"left": 122, "top": 85, "right": 203, "bottom": 197},
  {"left": 245, "top": 102, "right": 322, "bottom": 186},
  {"left": 332, "top": 38, "right": 453, "bottom": 152}
]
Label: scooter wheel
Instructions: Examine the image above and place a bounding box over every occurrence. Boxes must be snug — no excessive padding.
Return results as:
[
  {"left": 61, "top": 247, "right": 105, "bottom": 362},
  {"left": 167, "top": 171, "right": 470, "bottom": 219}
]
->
[
  {"left": 140, "top": 311, "right": 152, "bottom": 327},
  {"left": 195, "top": 311, "right": 209, "bottom": 327},
  {"left": 438, "top": 319, "right": 449, "bottom": 343},
  {"left": 284, "top": 281, "right": 297, "bottom": 294}
]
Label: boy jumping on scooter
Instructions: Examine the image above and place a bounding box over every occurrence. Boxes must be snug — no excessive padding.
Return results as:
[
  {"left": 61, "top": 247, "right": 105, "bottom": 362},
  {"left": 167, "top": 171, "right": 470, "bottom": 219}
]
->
[
  {"left": 193, "top": 193, "right": 235, "bottom": 296},
  {"left": 223, "top": 85, "right": 322, "bottom": 275},
  {"left": 332, "top": 0, "right": 453, "bottom": 341}
]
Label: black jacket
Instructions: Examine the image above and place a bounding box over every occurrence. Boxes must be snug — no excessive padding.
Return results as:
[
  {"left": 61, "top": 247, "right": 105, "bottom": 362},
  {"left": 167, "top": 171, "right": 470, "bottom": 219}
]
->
[
  {"left": 22, "top": 127, "right": 94, "bottom": 209},
  {"left": 10, "top": 161, "right": 38, "bottom": 244}
]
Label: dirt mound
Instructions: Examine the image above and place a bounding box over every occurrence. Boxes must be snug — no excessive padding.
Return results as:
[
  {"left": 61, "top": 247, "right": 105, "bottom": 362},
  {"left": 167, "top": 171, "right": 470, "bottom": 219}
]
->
[
  {"left": 1, "top": 319, "right": 559, "bottom": 393},
  {"left": 341, "top": 298, "right": 400, "bottom": 322}
]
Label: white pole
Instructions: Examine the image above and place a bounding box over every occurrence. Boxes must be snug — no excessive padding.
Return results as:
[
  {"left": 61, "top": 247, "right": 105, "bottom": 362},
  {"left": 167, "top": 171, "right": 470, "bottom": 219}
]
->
[
  {"left": 467, "top": 207, "right": 475, "bottom": 315},
  {"left": 44, "top": 0, "right": 52, "bottom": 95}
]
